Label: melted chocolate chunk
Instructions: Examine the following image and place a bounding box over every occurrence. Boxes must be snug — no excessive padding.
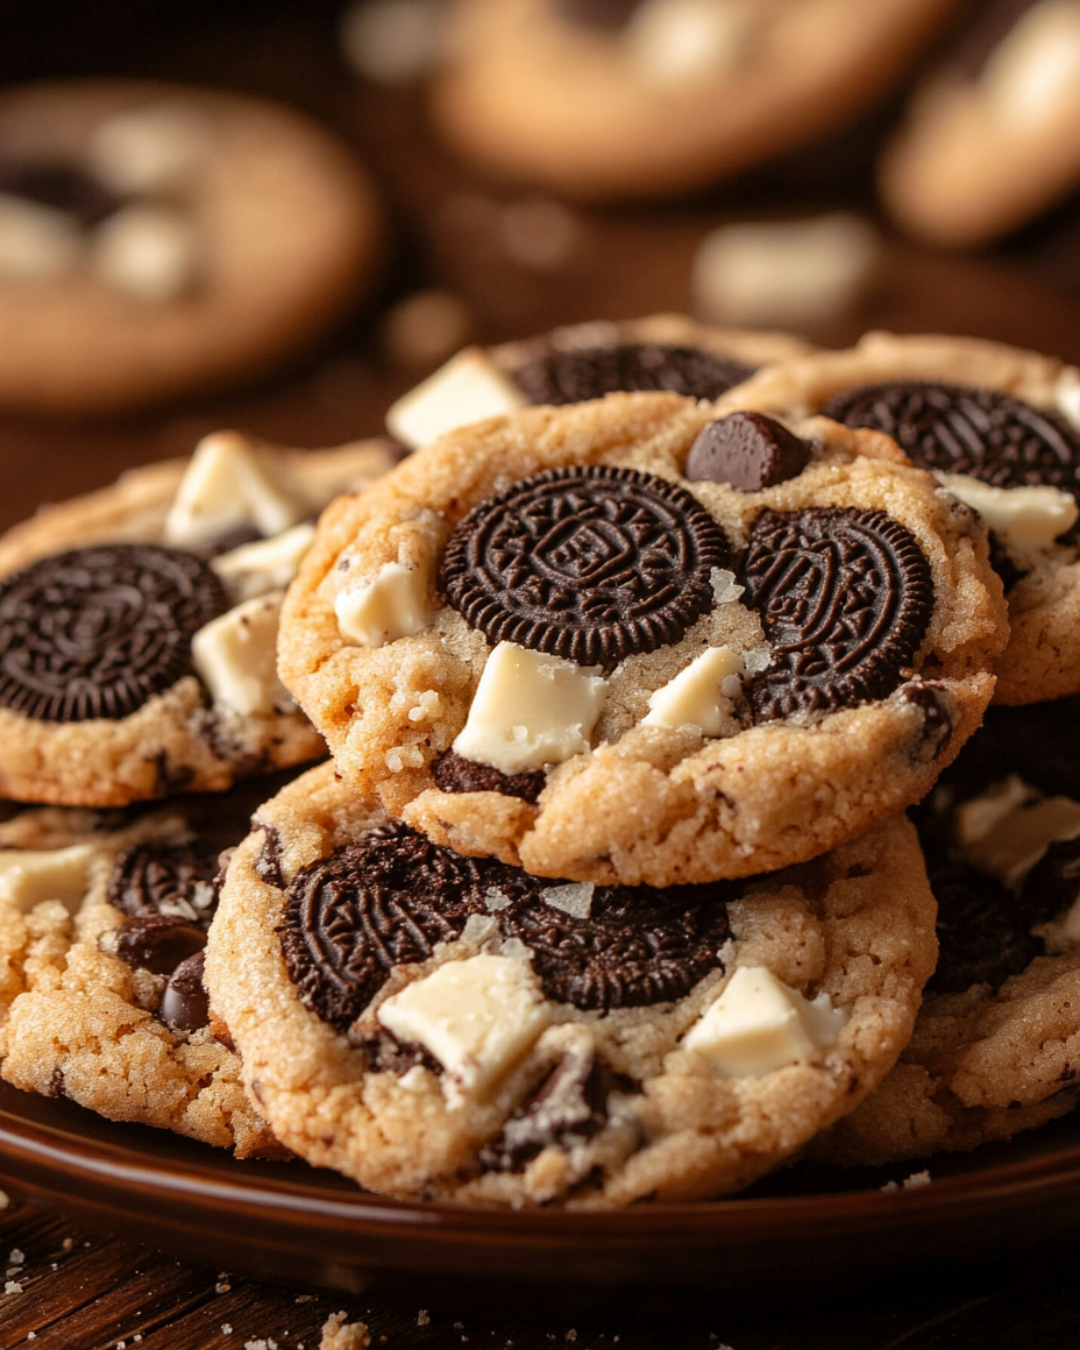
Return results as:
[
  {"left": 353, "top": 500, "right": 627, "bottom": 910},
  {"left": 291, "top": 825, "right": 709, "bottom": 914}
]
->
[
  {"left": 495, "top": 873, "right": 731, "bottom": 1011},
  {"left": 0, "top": 161, "right": 121, "bottom": 228},
  {"left": 160, "top": 949, "right": 210, "bottom": 1033},
  {"left": 0, "top": 544, "right": 227, "bottom": 722},
  {"left": 895, "top": 680, "right": 955, "bottom": 762},
  {"left": 442, "top": 465, "right": 730, "bottom": 668},
  {"left": 277, "top": 825, "right": 490, "bottom": 1032},
  {"left": 742, "top": 508, "right": 934, "bottom": 722},
  {"left": 114, "top": 914, "right": 206, "bottom": 976},
  {"left": 255, "top": 822, "right": 286, "bottom": 889},
  {"left": 821, "top": 381, "right": 1080, "bottom": 499},
  {"left": 514, "top": 342, "right": 754, "bottom": 405},
  {"left": 432, "top": 750, "right": 546, "bottom": 804},
  {"left": 685, "top": 412, "right": 812, "bottom": 492},
  {"left": 480, "top": 1043, "right": 636, "bottom": 1173},
  {"left": 107, "top": 840, "right": 222, "bottom": 931}
]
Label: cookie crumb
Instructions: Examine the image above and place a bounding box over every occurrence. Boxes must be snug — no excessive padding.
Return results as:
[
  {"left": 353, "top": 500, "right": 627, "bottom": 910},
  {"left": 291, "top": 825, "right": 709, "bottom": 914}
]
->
[
  {"left": 222, "top": 1326, "right": 233, "bottom": 1337},
  {"left": 0, "top": 1190, "right": 8, "bottom": 1210},
  {"left": 4, "top": 1281, "right": 23, "bottom": 1295},
  {"left": 903, "top": 1169, "right": 932, "bottom": 1188},
  {"left": 319, "top": 1311, "right": 370, "bottom": 1350},
  {"left": 296, "top": 1295, "right": 317, "bottom": 1304},
  {"left": 8, "top": 1249, "right": 24, "bottom": 1265},
  {"left": 418, "top": 1311, "right": 431, "bottom": 1327}
]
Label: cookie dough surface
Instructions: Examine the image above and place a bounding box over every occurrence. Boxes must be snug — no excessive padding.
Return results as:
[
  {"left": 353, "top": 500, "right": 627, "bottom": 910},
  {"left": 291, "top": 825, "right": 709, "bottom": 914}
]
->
[
  {"left": 206, "top": 763, "right": 937, "bottom": 1206},
  {"left": 815, "top": 699, "right": 1080, "bottom": 1166},
  {"left": 431, "top": 0, "right": 962, "bottom": 202},
  {"left": 281, "top": 390, "right": 1006, "bottom": 885},
  {"left": 0, "top": 432, "right": 398, "bottom": 807},
  {"left": 718, "top": 331, "right": 1080, "bottom": 705},
  {"left": 0, "top": 80, "right": 383, "bottom": 413},
  {"left": 0, "top": 785, "right": 287, "bottom": 1157}
]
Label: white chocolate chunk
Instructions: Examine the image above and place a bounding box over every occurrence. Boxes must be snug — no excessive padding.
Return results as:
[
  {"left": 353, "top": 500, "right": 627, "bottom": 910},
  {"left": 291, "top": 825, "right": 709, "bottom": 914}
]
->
[
  {"left": 386, "top": 347, "right": 527, "bottom": 450},
  {"left": 0, "top": 845, "right": 95, "bottom": 915},
  {"left": 643, "top": 646, "right": 742, "bottom": 735},
  {"left": 212, "top": 522, "right": 316, "bottom": 602},
  {"left": 164, "top": 432, "right": 308, "bottom": 547},
  {"left": 87, "top": 103, "right": 212, "bottom": 194},
  {"left": 0, "top": 194, "right": 83, "bottom": 280},
  {"left": 191, "top": 591, "right": 290, "bottom": 717},
  {"left": 956, "top": 776, "right": 1080, "bottom": 889},
  {"left": 935, "top": 472, "right": 1078, "bottom": 552},
  {"left": 377, "top": 954, "right": 549, "bottom": 1098},
  {"left": 693, "top": 213, "right": 879, "bottom": 329},
  {"left": 541, "top": 882, "right": 594, "bottom": 919},
  {"left": 683, "top": 965, "right": 846, "bottom": 1077},
  {"left": 981, "top": 0, "right": 1080, "bottom": 126},
  {"left": 89, "top": 204, "right": 200, "bottom": 303},
  {"left": 334, "top": 559, "right": 433, "bottom": 646},
  {"left": 626, "top": 0, "right": 752, "bottom": 89},
  {"left": 452, "top": 641, "right": 608, "bottom": 774}
]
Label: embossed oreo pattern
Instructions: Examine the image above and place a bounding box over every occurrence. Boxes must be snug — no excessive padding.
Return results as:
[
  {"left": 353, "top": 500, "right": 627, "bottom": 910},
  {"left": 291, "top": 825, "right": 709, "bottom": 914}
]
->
[
  {"left": 0, "top": 544, "right": 227, "bottom": 722},
  {"left": 513, "top": 342, "right": 754, "bottom": 406},
  {"left": 441, "top": 465, "right": 730, "bottom": 668},
  {"left": 278, "top": 824, "right": 732, "bottom": 1029},
  {"left": 278, "top": 825, "right": 489, "bottom": 1032},
  {"left": 822, "top": 381, "right": 1080, "bottom": 497},
  {"left": 108, "top": 841, "right": 223, "bottom": 932},
  {"left": 742, "top": 508, "right": 933, "bottom": 721}
]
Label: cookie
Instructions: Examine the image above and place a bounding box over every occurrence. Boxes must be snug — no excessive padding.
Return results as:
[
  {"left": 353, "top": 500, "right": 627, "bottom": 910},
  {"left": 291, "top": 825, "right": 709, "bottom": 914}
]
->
[
  {"left": 429, "top": 0, "right": 964, "bottom": 202},
  {"left": 879, "top": 0, "right": 1080, "bottom": 247},
  {"left": 716, "top": 331, "right": 1080, "bottom": 704},
  {"left": 386, "top": 314, "right": 813, "bottom": 451},
  {"left": 0, "top": 780, "right": 290, "bottom": 1157},
  {"left": 0, "top": 430, "right": 398, "bottom": 806},
  {"left": 206, "top": 761, "right": 937, "bottom": 1206},
  {"left": 813, "top": 697, "right": 1080, "bottom": 1166},
  {"left": 279, "top": 389, "right": 1007, "bottom": 886},
  {"left": 0, "top": 80, "right": 382, "bottom": 413}
]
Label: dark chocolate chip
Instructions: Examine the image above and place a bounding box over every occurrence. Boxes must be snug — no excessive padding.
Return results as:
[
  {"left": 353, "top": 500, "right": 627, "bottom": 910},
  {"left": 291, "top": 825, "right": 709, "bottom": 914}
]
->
[
  {"left": 895, "top": 680, "right": 955, "bottom": 762},
  {"left": 480, "top": 1043, "right": 637, "bottom": 1173},
  {"left": 0, "top": 160, "right": 122, "bottom": 228},
  {"left": 742, "top": 508, "right": 934, "bottom": 722},
  {"left": 513, "top": 341, "right": 754, "bottom": 405},
  {"left": 0, "top": 543, "right": 227, "bottom": 723},
  {"left": 432, "top": 750, "right": 546, "bottom": 804},
  {"left": 441, "top": 465, "right": 730, "bottom": 668},
  {"left": 160, "top": 949, "right": 210, "bottom": 1033},
  {"left": 254, "top": 822, "right": 286, "bottom": 889},
  {"left": 821, "top": 381, "right": 1080, "bottom": 499},
  {"left": 493, "top": 871, "right": 731, "bottom": 1011},
  {"left": 547, "top": 0, "right": 643, "bottom": 30},
  {"left": 107, "top": 840, "right": 222, "bottom": 931},
  {"left": 685, "top": 412, "right": 812, "bottom": 492},
  {"left": 114, "top": 913, "right": 206, "bottom": 976},
  {"left": 277, "top": 824, "right": 490, "bottom": 1033}
]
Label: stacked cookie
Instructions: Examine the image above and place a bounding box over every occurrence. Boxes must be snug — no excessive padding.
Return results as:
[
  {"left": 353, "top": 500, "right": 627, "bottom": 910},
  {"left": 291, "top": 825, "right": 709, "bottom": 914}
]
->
[{"left": 203, "top": 324, "right": 1018, "bottom": 1205}]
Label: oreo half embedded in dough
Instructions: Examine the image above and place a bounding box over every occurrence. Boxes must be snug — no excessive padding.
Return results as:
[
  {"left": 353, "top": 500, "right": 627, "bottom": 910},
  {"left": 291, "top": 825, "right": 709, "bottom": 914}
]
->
[
  {"left": 742, "top": 507, "right": 933, "bottom": 722},
  {"left": 0, "top": 543, "right": 227, "bottom": 723},
  {"left": 441, "top": 464, "right": 730, "bottom": 668},
  {"left": 108, "top": 840, "right": 223, "bottom": 932},
  {"left": 432, "top": 749, "right": 546, "bottom": 804},
  {"left": 822, "top": 381, "right": 1080, "bottom": 497},
  {"left": 513, "top": 342, "right": 755, "bottom": 406},
  {"left": 685, "top": 411, "right": 812, "bottom": 492},
  {"left": 278, "top": 822, "right": 731, "bottom": 1027},
  {"left": 114, "top": 912, "right": 207, "bottom": 976}
]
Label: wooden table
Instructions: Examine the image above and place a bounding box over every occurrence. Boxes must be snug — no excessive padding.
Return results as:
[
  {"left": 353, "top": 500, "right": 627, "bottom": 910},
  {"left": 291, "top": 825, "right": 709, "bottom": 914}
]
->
[{"left": 4, "top": 3, "right": 1080, "bottom": 1345}]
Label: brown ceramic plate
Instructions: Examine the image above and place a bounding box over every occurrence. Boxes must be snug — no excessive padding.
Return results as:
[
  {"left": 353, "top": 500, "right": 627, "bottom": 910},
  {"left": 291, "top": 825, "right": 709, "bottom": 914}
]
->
[{"left": 2, "top": 1080, "right": 1080, "bottom": 1295}]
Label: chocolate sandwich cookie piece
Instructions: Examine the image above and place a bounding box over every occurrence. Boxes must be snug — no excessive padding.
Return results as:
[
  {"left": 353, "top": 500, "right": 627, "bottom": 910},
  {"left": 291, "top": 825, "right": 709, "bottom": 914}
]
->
[
  {"left": 429, "top": 0, "right": 962, "bottom": 203},
  {"left": 0, "top": 80, "right": 384, "bottom": 415},
  {"left": 385, "top": 314, "right": 810, "bottom": 453},
  {"left": 0, "top": 544, "right": 226, "bottom": 723},
  {"left": 441, "top": 465, "right": 730, "bottom": 668},
  {"left": 716, "top": 332, "right": 1080, "bottom": 704},
  {"left": 206, "top": 762, "right": 937, "bottom": 1207},
  {"left": 0, "top": 430, "right": 398, "bottom": 807},
  {"left": 815, "top": 698, "right": 1080, "bottom": 1168},
  {"left": 879, "top": 0, "right": 1080, "bottom": 247},
  {"left": 282, "top": 390, "right": 1005, "bottom": 885},
  {"left": 0, "top": 793, "right": 284, "bottom": 1157}
]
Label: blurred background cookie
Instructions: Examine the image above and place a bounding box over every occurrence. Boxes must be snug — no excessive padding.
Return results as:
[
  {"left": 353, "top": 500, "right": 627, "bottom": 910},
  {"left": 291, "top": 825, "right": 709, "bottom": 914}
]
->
[{"left": 0, "top": 79, "right": 384, "bottom": 414}]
